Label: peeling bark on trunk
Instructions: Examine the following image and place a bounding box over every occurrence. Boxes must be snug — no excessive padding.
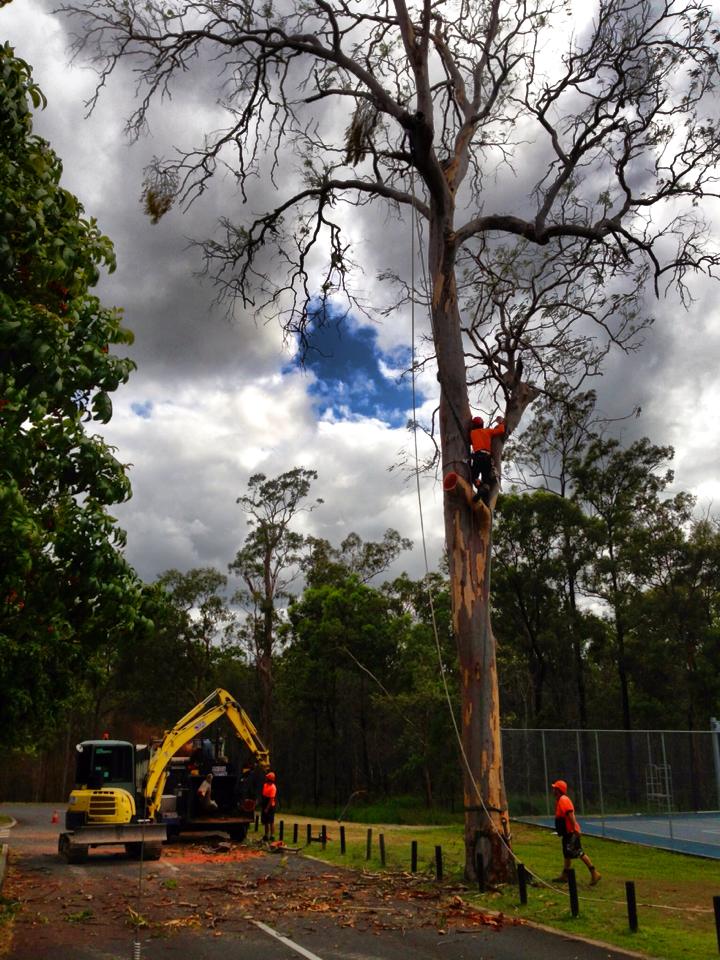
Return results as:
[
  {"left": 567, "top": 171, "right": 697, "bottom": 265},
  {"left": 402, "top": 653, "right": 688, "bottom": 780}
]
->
[
  {"left": 442, "top": 472, "right": 514, "bottom": 883},
  {"left": 430, "top": 211, "right": 514, "bottom": 882}
]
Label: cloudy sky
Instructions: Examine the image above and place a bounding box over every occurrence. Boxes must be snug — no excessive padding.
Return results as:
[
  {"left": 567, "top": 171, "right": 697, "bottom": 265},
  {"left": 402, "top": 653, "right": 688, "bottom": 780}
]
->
[{"left": 4, "top": 0, "right": 720, "bottom": 589}]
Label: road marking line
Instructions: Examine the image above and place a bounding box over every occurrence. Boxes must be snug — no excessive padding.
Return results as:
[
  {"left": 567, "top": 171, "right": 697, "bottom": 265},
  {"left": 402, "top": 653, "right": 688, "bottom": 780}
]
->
[{"left": 252, "top": 919, "right": 326, "bottom": 960}]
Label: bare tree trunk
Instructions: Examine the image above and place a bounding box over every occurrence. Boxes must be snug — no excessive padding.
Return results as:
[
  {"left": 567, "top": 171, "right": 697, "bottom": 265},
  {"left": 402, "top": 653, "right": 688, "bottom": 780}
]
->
[
  {"left": 61, "top": 720, "right": 73, "bottom": 802},
  {"left": 611, "top": 587, "right": 637, "bottom": 802},
  {"left": 261, "top": 549, "right": 274, "bottom": 749},
  {"left": 312, "top": 707, "right": 320, "bottom": 807},
  {"left": 422, "top": 763, "right": 433, "bottom": 808},
  {"left": 568, "top": 577, "right": 588, "bottom": 728},
  {"left": 445, "top": 487, "right": 514, "bottom": 883},
  {"left": 257, "top": 648, "right": 272, "bottom": 752},
  {"left": 430, "top": 216, "right": 514, "bottom": 883}
]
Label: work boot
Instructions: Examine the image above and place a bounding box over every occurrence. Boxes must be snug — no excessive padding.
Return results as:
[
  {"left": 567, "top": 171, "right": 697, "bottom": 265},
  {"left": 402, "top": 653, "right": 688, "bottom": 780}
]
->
[
  {"left": 552, "top": 870, "right": 569, "bottom": 883},
  {"left": 589, "top": 869, "right": 602, "bottom": 886}
]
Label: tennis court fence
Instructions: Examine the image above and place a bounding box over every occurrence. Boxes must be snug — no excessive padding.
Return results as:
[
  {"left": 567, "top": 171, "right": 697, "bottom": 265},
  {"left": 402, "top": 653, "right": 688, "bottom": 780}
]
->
[{"left": 501, "top": 723, "right": 720, "bottom": 817}]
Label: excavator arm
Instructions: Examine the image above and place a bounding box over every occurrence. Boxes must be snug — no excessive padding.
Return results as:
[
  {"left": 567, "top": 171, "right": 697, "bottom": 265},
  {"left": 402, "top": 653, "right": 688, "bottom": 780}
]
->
[{"left": 143, "top": 688, "right": 270, "bottom": 819}]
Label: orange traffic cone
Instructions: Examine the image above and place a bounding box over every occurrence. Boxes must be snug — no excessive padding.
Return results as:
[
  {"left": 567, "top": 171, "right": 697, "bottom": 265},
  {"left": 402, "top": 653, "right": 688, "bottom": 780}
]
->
[{"left": 51, "top": 810, "right": 59, "bottom": 824}]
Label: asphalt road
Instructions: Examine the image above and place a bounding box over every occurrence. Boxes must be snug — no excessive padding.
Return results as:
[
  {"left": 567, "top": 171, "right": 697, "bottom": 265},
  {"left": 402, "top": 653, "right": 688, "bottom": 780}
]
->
[{"left": 1, "top": 803, "right": 642, "bottom": 960}]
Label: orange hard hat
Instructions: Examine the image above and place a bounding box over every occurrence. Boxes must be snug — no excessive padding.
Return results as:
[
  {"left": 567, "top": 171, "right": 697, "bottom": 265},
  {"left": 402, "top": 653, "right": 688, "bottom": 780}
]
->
[
  {"left": 551, "top": 779, "right": 567, "bottom": 793},
  {"left": 266, "top": 771, "right": 276, "bottom": 781}
]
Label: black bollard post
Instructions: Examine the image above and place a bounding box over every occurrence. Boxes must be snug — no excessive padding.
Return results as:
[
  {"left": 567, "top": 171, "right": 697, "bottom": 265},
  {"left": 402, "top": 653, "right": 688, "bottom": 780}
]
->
[
  {"left": 254, "top": 815, "right": 259, "bottom": 832},
  {"left": 518, "top": 863, "right": 528, "bottom": 905},
  {"left": 279, "top": 820, "right": 284, "bottom": 841},
  {"left": 379, "top": 833, "right": 386, "bottom": 867},
  {"left": 435, "top": 845, "right": 443, "bottom": 882},
  {"left": 366, "top": 828, "right": 373, "bottom": 861},
  {"left": 625, "top": 881, "right": 638, "bottom": 932},
  {"left": 340, "top": 825, "right": 346, "bottom": 854},
  {"left": 293, "top": 823, "right": 298, "bottom": 845},
  {"left": 411, "top": 839, "right": 418, "bottom": 873},
  {"left": 714, "top": 895, "right": 720, "bottom": 952},
  {"left": 476, "top": 851, "right": 485, "bottom": 892},
  {"left": 321, "top": 824, "right": 327, "bottom": 848},
  {"left": 568, "top": 868, "right": 579, "bottom": 917},
  {"left": 306, "top": 823, "right": 312, "bottom": 846}
]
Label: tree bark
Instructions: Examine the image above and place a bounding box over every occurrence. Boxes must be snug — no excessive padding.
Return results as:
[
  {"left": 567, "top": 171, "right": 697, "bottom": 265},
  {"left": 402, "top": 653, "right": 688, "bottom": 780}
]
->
[
  {"left": 567, "top": 569, "right": 588, "bottom": 728},
  {"left": 442, "top": 471, "right": 513, "bottom": 883},
  {"left": 430, "top": 206, "right": 514, "bottom": 880},
  {"left": 261, "top": 547, "right": 274, "bottom": 750}
]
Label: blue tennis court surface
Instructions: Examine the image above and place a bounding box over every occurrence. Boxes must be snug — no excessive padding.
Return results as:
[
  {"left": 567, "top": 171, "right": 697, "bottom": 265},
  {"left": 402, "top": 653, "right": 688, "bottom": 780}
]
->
[{"left": 520, "top": 812, "right": 720, "bottom": 859}]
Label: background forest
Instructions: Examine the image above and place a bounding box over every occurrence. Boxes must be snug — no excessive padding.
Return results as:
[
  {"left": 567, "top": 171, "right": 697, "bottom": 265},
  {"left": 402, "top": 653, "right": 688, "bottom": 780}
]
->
[{"left": 4, "top": 389, "right": 719, "bottom": 810}]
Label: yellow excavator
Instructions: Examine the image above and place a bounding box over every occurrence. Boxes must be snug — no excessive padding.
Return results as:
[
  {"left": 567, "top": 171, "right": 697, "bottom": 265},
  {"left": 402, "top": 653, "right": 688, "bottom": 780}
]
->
[{"left": 58, "top": 688, "right": 270, "bottom": 863}]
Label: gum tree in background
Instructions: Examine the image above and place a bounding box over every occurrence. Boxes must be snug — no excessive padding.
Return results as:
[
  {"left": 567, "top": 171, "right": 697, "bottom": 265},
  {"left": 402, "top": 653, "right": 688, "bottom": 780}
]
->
[
  {"left": 155, "top": 567, "right": 236, "bottom": 702},
  {"left": 63, "top": 0, "right": 720, "bottom": 880},
  {"left": 0, "top": 43, "right": 139, "bottom": 748},
  {"left": 230, "top": 468, "right": 322, "bottom": 748}
]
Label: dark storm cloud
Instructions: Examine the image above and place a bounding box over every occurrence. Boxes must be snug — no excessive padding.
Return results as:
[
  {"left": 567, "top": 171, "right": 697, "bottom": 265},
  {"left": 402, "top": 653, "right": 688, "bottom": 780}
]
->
[{"left": 3, "top": 0, "right": 719, "bottom": 587}]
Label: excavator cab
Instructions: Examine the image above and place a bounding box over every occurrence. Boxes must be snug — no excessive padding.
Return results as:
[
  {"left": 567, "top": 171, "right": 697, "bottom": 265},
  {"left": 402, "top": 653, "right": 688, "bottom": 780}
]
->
[
  {"left": 65, "top": 740, "right": 138, "bottom": 830},
  {"left": 60, "top": 739, "right": 165, "bottom": 864},
  {"left": 73, "top": 740, "right": 135, "bottom": 794}
]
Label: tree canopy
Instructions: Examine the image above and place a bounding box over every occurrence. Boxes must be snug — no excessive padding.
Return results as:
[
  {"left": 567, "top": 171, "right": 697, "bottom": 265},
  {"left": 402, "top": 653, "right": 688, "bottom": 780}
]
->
[{"left": 0, "top": 43, "right": 141, "bottom": 748}]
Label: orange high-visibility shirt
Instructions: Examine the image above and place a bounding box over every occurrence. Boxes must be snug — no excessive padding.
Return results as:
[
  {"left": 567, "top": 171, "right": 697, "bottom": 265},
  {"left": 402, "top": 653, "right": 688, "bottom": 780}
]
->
[
  {"left": 262, "top": 782, "right": 277, "bottom": 808},
  {"left": 555, "top": 793, "right": 579, "bottom": 834},
  {"left": 469, "top": 422, "right": 505, "bottom": 453}
]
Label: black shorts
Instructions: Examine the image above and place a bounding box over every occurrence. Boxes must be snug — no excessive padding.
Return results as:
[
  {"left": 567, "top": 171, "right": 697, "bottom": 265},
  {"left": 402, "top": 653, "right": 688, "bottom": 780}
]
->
[
  {"left": 561, "top": 832, "right": 584, "bottom": 859},
  {"left": 261, "top": 807, "right": 275, "bottom": 826}
]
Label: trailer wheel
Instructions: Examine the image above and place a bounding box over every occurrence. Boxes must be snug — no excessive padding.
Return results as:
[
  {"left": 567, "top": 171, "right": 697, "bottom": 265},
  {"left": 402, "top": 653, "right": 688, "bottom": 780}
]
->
[{"left": 228, "top": 824, "right": 248, "bottom": 843}]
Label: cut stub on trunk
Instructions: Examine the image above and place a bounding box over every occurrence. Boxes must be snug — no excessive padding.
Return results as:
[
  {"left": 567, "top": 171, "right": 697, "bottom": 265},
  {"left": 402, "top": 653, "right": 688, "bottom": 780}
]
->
[{"left": 443, "top": 471, "right": 492, "bottom": 520}]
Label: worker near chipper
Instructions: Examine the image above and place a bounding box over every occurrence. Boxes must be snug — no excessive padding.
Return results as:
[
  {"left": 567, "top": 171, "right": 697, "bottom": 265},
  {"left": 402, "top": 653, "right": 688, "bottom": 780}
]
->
[
  {"left": 551, "top": 779, "right": 601, "bottom": 885},
  {"left": 197, "top": 773, "right": 218, "bottom": 813},
  {"left": 469, "top": 415, "right": 505, "bottom": 498},
  {"left": 260, "top": 771, "right": 277, "bottom": 841}
]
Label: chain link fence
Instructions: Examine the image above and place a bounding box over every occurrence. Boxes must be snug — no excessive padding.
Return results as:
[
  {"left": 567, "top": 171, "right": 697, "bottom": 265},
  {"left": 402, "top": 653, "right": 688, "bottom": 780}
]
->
[{"left": 502, "top": 726, "right": 720, "bottom": 817}]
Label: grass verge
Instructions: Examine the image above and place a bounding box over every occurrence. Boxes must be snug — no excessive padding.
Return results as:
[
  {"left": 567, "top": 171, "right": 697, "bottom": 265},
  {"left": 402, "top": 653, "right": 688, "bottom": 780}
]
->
[{"left": 274, "top": 813, "right": 718, "bottom": 960}]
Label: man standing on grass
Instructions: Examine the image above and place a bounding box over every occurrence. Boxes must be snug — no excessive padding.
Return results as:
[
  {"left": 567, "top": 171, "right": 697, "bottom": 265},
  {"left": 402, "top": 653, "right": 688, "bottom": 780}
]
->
[{"left": 551, "top": 779, "right": 601, "bottom": 885}]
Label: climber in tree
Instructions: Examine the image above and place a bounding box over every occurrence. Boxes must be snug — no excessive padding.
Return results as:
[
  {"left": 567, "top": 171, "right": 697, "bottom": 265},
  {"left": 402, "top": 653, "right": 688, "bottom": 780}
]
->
[{"left": 469, "top": 416, "right": 505, "bottom": 503}]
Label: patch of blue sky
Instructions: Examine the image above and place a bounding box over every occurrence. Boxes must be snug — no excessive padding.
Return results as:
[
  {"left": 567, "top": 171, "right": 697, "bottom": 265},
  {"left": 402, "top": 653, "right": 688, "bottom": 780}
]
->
[
  {"left": 131, "top": 400, "right": 154, "bottom": 419},
  {"left": 287, "top": 307, "right": 419, "bottom": 427}
]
